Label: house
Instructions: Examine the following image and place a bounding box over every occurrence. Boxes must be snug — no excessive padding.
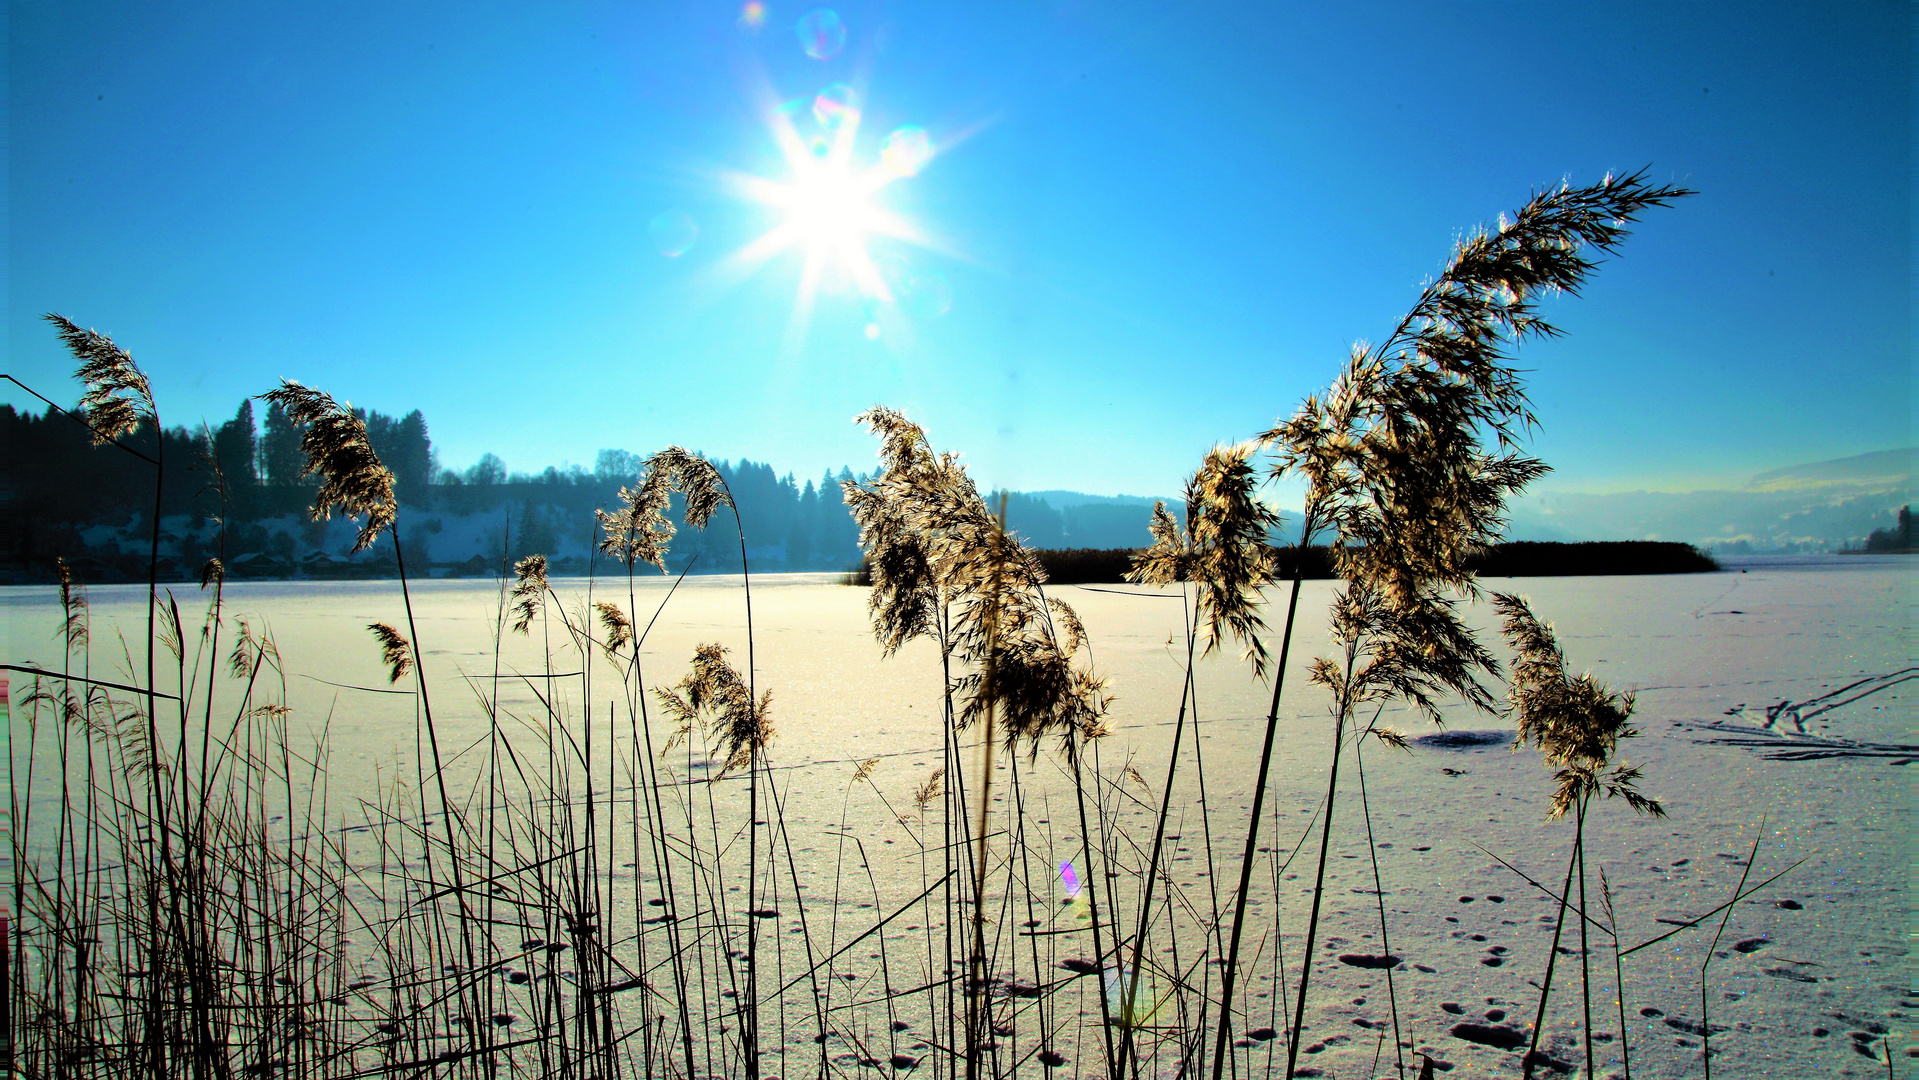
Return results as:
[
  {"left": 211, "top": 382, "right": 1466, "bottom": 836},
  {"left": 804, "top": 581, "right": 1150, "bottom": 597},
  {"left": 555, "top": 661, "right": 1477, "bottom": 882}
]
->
[{"left": 228, "top": 552, "right": 293, "bottom": 578}]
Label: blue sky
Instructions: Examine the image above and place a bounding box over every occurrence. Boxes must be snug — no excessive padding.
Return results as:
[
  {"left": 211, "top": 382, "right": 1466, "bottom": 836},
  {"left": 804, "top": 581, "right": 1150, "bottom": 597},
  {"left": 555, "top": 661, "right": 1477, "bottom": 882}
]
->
[{"left": 8, "top": 1, "right": 1910, "bottom": 500}]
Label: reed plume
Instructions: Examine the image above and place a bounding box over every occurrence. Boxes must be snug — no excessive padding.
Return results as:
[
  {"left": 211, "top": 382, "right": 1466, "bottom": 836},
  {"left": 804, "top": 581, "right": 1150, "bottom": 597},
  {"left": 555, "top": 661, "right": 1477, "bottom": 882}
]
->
[
  {"left": 654, "top": 643, "right": 771, "bottom": 777},
  {"left": 1266, "top": 171, "right": 1691, "bottom": 608},
  {"left": 47, "top": 313, "right": 154, "bottom": 444},
  {"left": 1310, "top": 581, "right": 1500, "bottom": 728},
  {"left": 57, "top": 557, "right": 89, "bottom": 649},
  {"left": 913, "top": 767, "right": 944, "bottom": 813},
  {"left": 1495, "top": 593, "right": 1663, "bottom": 819},
  {"left": 259, "top": 376, "right": 483, "bottom": 1048},
  {"left": 645, "top": 445, "right": 734, "bottom": 528},
  {"left": 368, "top": 622, "right": 413, "bottom": 684},
  {"left": 1114, "top": 444, "right": 1282, "bottom": 1078},
  {"left": 594, "top": 600, "right": 632, "bottom": 653},
  {"left": 595, "top": 468, "right": 676, "bottom": 571},
  {"left": 842, "top": 408, "right": 951, "bottom": 655},
  {"left": 259, "top": 380, "right": 397, "bottom": 553},
  {"left": 227, "top": 616, "right": 277, "bottom": 679},
  {"left": 510, "top": 554, "right": 549, "bottom": 635},
  {"left": 848, "top": 407, "right": 1111, "bottom": 755},
  {"left": 47, "top": 315, "right": 186, "bottom": 1072},
  {"left": 1128, "top": 443, "right": 1280, "bottom": 675},
  {"left": 640, "top": 442, "right": 771, "bottom": 1079}
]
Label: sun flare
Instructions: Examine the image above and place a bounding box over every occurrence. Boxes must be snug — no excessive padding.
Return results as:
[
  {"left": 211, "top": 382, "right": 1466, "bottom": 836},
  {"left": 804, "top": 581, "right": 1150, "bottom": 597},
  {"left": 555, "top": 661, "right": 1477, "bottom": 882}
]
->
[{"left": 723, "top": 84, "right": 938, "bottom": 334}]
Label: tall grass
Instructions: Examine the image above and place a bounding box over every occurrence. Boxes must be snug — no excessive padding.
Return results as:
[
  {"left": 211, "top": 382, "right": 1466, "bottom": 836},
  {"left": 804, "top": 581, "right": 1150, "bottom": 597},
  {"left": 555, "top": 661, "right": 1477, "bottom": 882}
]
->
[{"left": 12, "top": 175, "right": 1786, "bottom": 1080}]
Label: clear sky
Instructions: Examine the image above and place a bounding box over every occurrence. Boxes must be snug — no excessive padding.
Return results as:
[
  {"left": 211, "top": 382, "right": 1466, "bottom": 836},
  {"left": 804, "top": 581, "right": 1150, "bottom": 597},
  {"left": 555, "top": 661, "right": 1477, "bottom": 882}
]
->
[{"left": 8, "top": 1, "right": 1910, "bottom": 499}]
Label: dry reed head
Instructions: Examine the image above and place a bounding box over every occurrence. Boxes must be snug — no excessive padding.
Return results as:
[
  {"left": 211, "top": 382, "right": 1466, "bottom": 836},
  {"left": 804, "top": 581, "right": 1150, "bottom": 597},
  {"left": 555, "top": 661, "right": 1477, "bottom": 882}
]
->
[
  {"left": 843, "top": 472, "right": 940, "bottom": 655},
  {"left": 958, "top": 631, "right": 1115, "bottom": 758},
  {"left": 199, "top": 557, "right": 225, "bottom": 592},
  {"left": 509, "top": 555, "right": 549, "bottom": 635},
  {"left": 1308, "top": 579, "right": 1499, "bottom": 726},
  {"left": 843, "top": 407, "right": 959, "bottom": 654},
  {"left": 849, "top": 406, "right": 1115, "bottom": 757},
  {"left": 56, "top": 557, "right": 89, "bottom": 648},
  {"left": 594, "top": 601, "right": 632, "bottom": 653},
  {"left": 227, "top": 616, "right": 278, "bottom": 679},
  {"left": 853, "top": 757, "right": 880, "bottom": 783},
  {"left": 653, "top": 643, "right": 772, "bottom": 773},
  {"left": 936, "top": 484, "right": 1109, "bottom": 756},
  {"left": 913, "top": 767, "right": 945, "bottom": 811},
  {"left": 644, "top": 446, "right": 734, "bottom": 529},
  {"left": 596, "top": 468, "right": 677, "bottom": 571},
  {"left": 1402, "top": 171, "right": 1692, "bottom": 425},
  {"left": 1493, "top": 592, "right": 1663, "bottom": 819},
  {"left": 368, "top": 622, "right": 412, "bottom": 684},
  {"left": 855, "top": 406, "right": 937, "bottom": 476},
  {"left": 1263, "top": 174, "right": 1689, "bottom": 610},
  {"left": 1131, "top": 444, "right": 1281, "bottom": 676},
  {"left": 259, "top": 380, "right": 397, "bottom": 554},
  {"left": 48, "top": 313, "right": 155, "bottom": 443}
]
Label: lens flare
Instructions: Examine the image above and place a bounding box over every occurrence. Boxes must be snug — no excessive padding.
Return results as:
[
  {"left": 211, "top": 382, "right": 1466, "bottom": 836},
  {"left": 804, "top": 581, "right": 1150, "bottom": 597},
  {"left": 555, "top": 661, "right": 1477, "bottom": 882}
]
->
[
  {"left": 813, "top": 83, "right": 860, "bottom": 130},
  {"left": 648, "top": 210, "right": 698, "bottom": 257},
  {"left": 1058, "top": 861, "right": 1091, "bottom": 922},
  {"left": 881, "top": 126, "right": 933, "bottom": 177},
  {"left": 1104, "top": 967, "right": 1164, "bottom": 1028},
  {"left": 795, "top": 9, "right": 846, "bottom": 60},
  {"left": 738, "top": 1, "right": 766, "bottom": 29},
  {"left": 903, "top": 271, "right": 952, "bottom": 318}
]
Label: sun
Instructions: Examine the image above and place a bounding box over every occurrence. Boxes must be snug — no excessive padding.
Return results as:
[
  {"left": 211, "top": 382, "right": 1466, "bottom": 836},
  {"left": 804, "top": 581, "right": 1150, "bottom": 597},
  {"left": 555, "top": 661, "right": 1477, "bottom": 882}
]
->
[
  {"left": 787, "top": 162, "right": 878, "bottom": 252},
  {"left": 722, "top": 84, "right": 937, "bottom": 332},
  {"left": 762, "top": 150, "right": 894, "bottom": 293}
]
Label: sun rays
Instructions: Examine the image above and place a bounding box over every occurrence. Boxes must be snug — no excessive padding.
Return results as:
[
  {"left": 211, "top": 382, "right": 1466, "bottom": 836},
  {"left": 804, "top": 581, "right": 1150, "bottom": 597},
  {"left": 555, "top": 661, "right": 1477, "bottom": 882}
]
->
[{"left": 721, "top": 83, "right": 940, "bottom": 342}]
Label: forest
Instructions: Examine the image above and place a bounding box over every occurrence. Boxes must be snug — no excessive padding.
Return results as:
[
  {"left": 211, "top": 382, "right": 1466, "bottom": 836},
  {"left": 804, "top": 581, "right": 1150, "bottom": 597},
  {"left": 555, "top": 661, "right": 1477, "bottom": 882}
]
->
[{"left": 2, "top": 399, "right": 1165, "bottom": 582}]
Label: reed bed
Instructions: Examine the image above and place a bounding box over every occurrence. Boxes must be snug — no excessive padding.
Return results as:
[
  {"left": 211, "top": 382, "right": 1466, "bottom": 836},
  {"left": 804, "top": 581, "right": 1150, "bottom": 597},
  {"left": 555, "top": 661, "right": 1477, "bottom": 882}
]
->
[{"left": 11, "top": 173, "right": 1855, "bottom": 1080}]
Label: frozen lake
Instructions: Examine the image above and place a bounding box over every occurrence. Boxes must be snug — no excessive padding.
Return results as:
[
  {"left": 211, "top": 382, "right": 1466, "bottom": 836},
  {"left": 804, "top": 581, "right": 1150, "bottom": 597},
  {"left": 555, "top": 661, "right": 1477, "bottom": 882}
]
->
[{"left": 5, "top": 555, "right": 1909, "bottom": 1077}]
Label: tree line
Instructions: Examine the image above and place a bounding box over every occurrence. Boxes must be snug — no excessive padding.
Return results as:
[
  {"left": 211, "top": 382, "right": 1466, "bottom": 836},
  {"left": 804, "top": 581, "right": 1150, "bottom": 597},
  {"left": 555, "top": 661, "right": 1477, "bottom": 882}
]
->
[{"left": 5, "top": 399, "right": 1164, "bottom": 582}]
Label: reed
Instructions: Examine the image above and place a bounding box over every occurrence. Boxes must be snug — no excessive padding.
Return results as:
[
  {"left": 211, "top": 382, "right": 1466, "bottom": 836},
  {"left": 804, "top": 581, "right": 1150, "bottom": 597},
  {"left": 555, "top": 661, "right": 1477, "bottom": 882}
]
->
[
  {"left": 843, "top": 406, "right": 1114, "bottom": 1080},
  {"left": 1217, "top": 170, "right": 1691, "bottom": 1080},
  {"left": 1117, "top": 444, "right": 1276, "bottom": 1080},
  {"left": 1495, "top": 592, "right": 1665, "bottom": 1078}
]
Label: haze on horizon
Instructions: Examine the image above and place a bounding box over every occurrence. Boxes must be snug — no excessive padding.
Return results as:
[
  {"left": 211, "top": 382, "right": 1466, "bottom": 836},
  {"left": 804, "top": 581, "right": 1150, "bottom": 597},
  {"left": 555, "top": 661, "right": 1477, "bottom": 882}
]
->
[{"left": 7, "top": 1, "right": 1910, "bottom": 502}]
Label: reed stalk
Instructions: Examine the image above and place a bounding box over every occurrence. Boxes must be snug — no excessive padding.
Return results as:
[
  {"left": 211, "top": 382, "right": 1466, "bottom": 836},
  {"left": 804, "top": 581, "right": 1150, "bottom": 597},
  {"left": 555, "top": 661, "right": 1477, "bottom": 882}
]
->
[
  {"left": 1700, "top": 824, "right": 1763, "bottom": 1080},
  {"left": 1599, "top": 867, "right": 1633, "bottom": 1080}
]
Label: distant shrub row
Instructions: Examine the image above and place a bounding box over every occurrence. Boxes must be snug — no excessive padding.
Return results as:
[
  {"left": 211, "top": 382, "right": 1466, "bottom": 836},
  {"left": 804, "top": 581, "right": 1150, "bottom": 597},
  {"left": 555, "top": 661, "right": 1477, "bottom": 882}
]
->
[
  {"left": 1011, "top": 541, "right": 1719, "bottom": 584},
  {"left": 1469, "top": 540, "right": 1720, "bottom": 576},
  {"left": 849, "top": 541, "right": 1719, "bottom": 586}
]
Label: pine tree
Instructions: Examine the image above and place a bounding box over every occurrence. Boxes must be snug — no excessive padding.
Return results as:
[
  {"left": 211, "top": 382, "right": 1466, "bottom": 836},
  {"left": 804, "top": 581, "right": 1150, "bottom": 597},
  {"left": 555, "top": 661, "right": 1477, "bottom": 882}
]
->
[
  {"left": 260, "top": 400, "right": 302, "bottom": 487},
  {"left": 213, "top": 399, "right": 259, "bottom": 517}
]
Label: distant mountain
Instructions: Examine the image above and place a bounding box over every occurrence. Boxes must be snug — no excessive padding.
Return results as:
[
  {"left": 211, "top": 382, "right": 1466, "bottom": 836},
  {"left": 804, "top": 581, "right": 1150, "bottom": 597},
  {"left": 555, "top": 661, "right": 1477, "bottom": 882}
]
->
[
  {"left": 1014, "top": 448, "right": 1914, "bottom": 555},
  {"left": 1506, "top": 448, "right": 1913, "bottom": 553},
  {"left": 1747, "top": 448, "right": 1913, "bottom": 490},
  {"left": 999, "top": 490, "right": 1177, "bottom": 549},
  {"left": 1027, "top": 490, "right": 1173, "bottom": 511}
]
